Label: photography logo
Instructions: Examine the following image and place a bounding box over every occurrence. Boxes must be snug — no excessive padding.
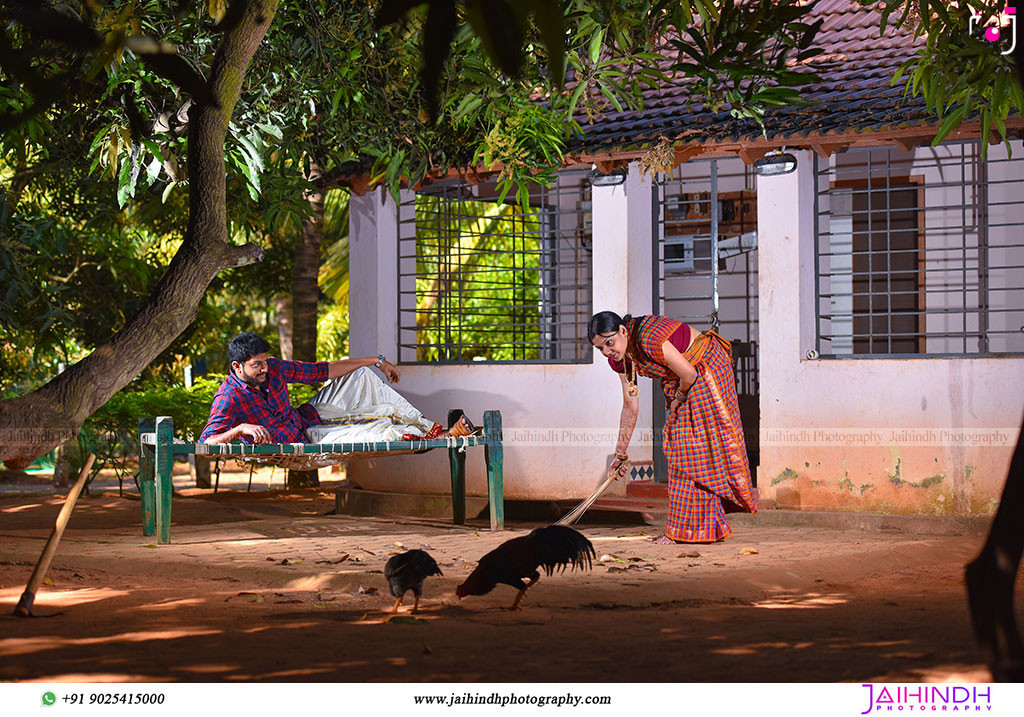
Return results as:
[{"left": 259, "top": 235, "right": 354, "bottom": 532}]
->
[
  {"left": 859, "top": 684, "right": 993, "bottom": 713},
  {"left": 969, "top": 5, "right": 1017, "bottom": 54}
]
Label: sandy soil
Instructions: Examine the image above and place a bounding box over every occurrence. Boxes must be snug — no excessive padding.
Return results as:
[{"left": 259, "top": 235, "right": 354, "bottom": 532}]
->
[{"left": 0, "top": 475, "right": 1017, "bottom": 684}]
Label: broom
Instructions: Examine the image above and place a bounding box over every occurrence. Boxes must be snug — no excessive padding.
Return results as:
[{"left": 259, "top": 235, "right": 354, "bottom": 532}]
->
[{"left": 555, "top": 458, "right": 628, "bottom": 526}]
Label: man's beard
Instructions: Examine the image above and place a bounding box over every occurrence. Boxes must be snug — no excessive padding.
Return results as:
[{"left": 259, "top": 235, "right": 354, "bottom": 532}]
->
[{"left": 238, "top": 368, "right": 267, "bottom": 387}]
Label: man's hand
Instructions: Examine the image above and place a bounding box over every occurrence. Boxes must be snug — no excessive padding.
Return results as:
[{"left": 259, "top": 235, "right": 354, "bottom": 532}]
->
[
  {"left": 237, "top": 423, "right": 272, "bottom": 444},
  {"left": 380, "top": 360, "right": 400, "bottom": 384}
]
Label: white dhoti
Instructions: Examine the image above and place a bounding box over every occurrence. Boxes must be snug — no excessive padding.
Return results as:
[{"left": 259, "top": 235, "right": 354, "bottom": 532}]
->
[{"left": 304, "top": 367, "right": 438, "bottom": 443}]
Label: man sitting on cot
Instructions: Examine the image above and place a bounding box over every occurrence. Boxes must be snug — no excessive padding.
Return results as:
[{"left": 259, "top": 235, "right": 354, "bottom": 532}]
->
[{"left": 199, "top": 332, "right": 473, "bottom": 445}]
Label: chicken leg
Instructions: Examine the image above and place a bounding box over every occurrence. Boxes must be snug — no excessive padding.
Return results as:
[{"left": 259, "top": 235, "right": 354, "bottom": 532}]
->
[
  {"left": 508, "top": 576, "right": 538, "bottom": 611},
  {"left": 390, "top": 596, "right": 403, "bottom": 614},
  {"left": 411, "top": 593, "right": 421, "bottom": 614}
]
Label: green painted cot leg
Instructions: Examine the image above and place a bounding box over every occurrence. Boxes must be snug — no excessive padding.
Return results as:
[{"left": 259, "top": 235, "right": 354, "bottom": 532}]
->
[
  {"left": 138, "top": 417, "right": 156, "bottom": 536},
  {"left": 154, "top": 416, "right": 174, "bottom": 544},
  {"left": 448, "top": 409, "right": 467, "bottom": 525},
  {"left": 483, "top": 410, "right": 504, "bottom": 531}
]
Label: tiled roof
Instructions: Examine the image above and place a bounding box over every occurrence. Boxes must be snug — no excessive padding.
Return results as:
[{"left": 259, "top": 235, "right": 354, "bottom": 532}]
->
[{"left": 568, "top": 0, "right": 934, "bottom": 153}]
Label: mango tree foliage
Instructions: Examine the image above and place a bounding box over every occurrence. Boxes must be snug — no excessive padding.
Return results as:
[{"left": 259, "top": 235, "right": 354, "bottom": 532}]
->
[{"left": 861, "top": 0, "right": 1024, "bottom": 155}]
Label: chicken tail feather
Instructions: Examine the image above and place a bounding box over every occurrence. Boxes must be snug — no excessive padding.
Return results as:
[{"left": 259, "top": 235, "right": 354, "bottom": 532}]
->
[{"left": 531, "top": 525, "right": 596, "bottom": 576}]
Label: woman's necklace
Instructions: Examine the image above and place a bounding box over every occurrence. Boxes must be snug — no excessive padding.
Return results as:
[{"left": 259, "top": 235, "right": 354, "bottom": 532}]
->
[{"left": 625, "top": 353, "right": 640, "bottom": 398}]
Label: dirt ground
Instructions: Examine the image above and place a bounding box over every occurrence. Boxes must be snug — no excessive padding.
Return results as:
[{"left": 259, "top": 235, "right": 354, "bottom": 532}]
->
[{"left": 0, "top": 467, "right": 1018, "bottom": 684}]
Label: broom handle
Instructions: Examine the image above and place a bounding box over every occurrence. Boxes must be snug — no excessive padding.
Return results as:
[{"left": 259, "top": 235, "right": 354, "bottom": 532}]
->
[{"left": 14, "top": 453, "right": 96, "bottom": 616}]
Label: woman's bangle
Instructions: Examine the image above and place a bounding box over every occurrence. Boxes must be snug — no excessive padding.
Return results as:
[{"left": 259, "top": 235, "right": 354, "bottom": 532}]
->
[{"left": 614, "top": 452, "right": 629, "bottom": 461}]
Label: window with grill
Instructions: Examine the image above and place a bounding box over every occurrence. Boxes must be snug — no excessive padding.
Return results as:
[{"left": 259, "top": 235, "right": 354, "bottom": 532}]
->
[
  {"left": 397, "top": 169, "right": 592, "bottom": 363},
  {"left": 814, "top": 141, "right": 1024, "bottom": 357}
]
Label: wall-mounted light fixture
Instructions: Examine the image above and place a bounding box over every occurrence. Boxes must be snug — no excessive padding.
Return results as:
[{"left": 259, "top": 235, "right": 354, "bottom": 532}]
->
[
  {"left": 588, "top": 167, "right": 627, "bottom": 186},
  {"left": 753, "top": 150, "right": 798, "bottom": 177}
]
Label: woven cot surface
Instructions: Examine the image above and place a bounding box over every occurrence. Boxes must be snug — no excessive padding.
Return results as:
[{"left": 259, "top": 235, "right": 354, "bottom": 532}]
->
[{"left": 235, "top": 448, "right": 433, "bottom": 470}]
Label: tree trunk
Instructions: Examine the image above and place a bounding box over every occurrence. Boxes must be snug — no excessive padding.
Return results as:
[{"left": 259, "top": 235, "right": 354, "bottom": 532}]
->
[
  {"left": 286, "top": 162, "right": 324, "bottom": 489},
  {"left": 277, "top": 294, "right": 294, "bottom": 359},
  {"left": 292, "top": 163, "right": 323, "bottom": 363},
  {"left": 0, "top": 0, "right": 281, "bottom": 469}
]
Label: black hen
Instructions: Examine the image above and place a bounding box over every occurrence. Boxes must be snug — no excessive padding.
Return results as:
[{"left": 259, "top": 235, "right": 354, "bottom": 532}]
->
[
  {"left": 384, "top": 549, "right": 443, "bottom": 614},
  {"left": 456, "top": 525, "right": 595, "bottom": 610}
]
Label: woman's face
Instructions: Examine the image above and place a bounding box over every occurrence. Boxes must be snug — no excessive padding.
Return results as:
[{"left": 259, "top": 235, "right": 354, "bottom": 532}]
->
[{"left": 591, "top": 325, "right": 628, "bottom": 361}]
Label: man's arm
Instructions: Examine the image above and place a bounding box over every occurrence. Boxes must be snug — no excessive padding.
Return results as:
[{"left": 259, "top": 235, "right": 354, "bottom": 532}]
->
[
  {"left": 326, "top": 357, "right": 400, "bottom": 383},
  {"left": 200, "top": 394, "right": 272, "bottom": 445},
  {"left": 272, "top": 355, "right": 401, "bottom": 385},
  {"left": 203, "top": 423, "right": 273, "bottom": 445}
]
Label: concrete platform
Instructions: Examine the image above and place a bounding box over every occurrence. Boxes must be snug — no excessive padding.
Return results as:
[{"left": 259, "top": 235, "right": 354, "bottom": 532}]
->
[{"left": 334, "top": 485, "right": 994, "bottom": 537}]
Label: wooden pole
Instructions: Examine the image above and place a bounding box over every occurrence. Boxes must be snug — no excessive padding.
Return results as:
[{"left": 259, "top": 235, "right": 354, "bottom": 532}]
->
[{"left": 14, "top": 453, "right": 96, "bottom": 617}]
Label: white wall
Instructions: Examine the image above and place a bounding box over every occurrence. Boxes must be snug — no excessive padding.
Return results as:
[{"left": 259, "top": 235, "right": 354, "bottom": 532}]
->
[
  {"left": 758, "top": 150, "right": 1024, "bottom": 515},
  {"left": 346, "top": 165, "right": 656, "bottom": 500}
]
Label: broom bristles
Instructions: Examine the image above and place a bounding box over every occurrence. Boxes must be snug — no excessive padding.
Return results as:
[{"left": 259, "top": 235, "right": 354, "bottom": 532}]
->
[{"left": 555, "top": 471, "right": 617, "bottom": 526}]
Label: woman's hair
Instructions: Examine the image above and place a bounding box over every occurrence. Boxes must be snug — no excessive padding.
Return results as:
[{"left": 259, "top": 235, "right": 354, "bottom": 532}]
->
[
  {"left": 228, "top": 332, "right": 272, "bottom": 365},
  {"left": 587, "top": 311, "right": 632, "bottom": 341}
]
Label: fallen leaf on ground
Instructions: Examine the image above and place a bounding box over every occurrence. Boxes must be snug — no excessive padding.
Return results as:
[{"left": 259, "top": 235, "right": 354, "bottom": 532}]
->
[
  {"left": 394, "top": 542, "right": 404, "bottom": 548},
  {"left": 678, "top": 551, "right": 701, "bottom": 558},
  {"left": 43, "top": 577, "right": 53, "bottom": 585},
  {"left": 228, "top": 592, "right": 265, "bottom": 604},
  {"left": 598, "top": 554, "right": 618, "bottom": 563},
  {"left": 739, "top": 547, "right": 759, "bottom": 555},
  {"left": 140, "top": 544, "right": 159, "bottom": 549},
  {"left": 315, "top": 554, "right": 349, "bottom": 565},
  {"left": 387, "top": 615, "right": 427, "bottom": 624},
  {"left": 357, "top": 586, "right": 378, "bottom": 595}
]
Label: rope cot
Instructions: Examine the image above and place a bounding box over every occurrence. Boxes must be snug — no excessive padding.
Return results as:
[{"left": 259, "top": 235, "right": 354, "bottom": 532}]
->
[{"left": 137, "top": 410, "right": 504, "bottom": 542}]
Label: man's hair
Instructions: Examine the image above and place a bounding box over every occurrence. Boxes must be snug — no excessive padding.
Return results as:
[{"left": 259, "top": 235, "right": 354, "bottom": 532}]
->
[{"left": 228, "top": 332, "right": 272, "bottom": 366}]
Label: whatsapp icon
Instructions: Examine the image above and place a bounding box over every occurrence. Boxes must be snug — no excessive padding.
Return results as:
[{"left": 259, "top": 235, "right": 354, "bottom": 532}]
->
[{"left": 42, "top": 691, "right": 57, "bottom": 706}]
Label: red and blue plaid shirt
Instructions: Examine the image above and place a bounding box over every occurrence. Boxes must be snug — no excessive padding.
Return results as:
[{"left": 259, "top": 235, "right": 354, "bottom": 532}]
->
[{"left": 199, "top": 357, "right": 330, "bottom": 443}]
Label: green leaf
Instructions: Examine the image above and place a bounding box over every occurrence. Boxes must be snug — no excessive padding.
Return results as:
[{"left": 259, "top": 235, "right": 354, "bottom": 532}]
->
[
  {"left": 932, "top": 104, "right": 968, "bottom": 145},
  {"left": 145, "top": 156, "right": 162, "bottom": 183},
  {"left": 567, "top": 79, "right": 588, "bottom": 117},
  {"left": 597, "top": 81, "right": 624, "bottom": 113},
  {"left": 116, "top": 159, "right": 132, "bottom": 208},
  {"left": 237, "top": 135, "right": 265, "bottom": 172},
  {"left": 257, "top": 123, "right": 283, "bottom": 140},
  {"left": 587, "top": 27, "right": 604, "bottom": 64},
  {"left": 161, "top": 181, "right": 177, "bottom": 204},
  {"left": 452, "top": 93, "right": 483, "bottom": 123}
]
